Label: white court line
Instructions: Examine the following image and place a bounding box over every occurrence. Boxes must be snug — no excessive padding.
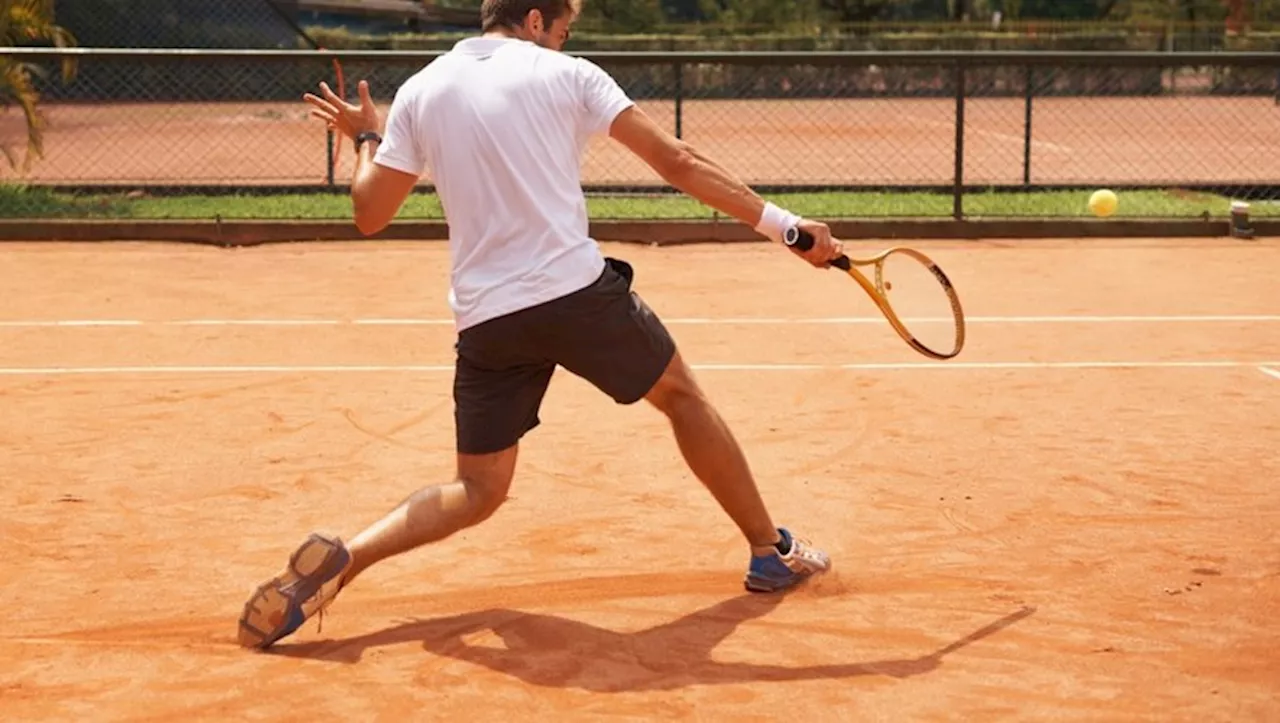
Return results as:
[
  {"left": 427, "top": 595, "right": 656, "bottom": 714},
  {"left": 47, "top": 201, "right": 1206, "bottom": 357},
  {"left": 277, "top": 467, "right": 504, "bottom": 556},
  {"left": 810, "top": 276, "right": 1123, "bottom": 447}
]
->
[
  {"left": 1, "top": 361, "right": 1277, "bottom": 376},
  {"left": 1260, "top": 367, "right": 1280, "bottom": 381},
  {"left": 1, "top": 315, "right": 1279, "bottom": 328},
  {"left": 0, "top": 365, "right": 452, "bottom": 375},
  {"left": 183, "top": 319, "right": 343, "bottom": 327},
  {"left": 1, "top": 320, "right": 147, "bottom": 327},
  {"left": 668, "top": 315, "right": 1280, "bottom": 325}
]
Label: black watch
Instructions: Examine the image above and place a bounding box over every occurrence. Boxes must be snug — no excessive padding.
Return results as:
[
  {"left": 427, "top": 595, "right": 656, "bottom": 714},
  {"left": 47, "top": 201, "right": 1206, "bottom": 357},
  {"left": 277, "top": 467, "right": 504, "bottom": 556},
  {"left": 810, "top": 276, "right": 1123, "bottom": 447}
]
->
[{"left": 355, "top": 131, "right": 382, "bottom": 150}]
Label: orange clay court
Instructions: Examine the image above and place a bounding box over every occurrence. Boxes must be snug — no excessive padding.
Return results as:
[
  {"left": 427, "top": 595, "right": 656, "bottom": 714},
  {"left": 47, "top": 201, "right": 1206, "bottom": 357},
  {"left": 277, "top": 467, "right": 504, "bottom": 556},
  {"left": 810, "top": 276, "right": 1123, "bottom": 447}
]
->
[{"left": 0, "top": 236, "right": 1277, "bottom": 721}]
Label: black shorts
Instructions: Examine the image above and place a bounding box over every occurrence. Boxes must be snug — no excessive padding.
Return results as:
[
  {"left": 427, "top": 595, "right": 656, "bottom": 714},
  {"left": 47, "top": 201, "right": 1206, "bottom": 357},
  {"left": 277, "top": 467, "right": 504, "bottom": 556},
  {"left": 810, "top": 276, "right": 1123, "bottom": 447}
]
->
[{"left": 452, "top": 257, "right": 677, "bottom": 455}]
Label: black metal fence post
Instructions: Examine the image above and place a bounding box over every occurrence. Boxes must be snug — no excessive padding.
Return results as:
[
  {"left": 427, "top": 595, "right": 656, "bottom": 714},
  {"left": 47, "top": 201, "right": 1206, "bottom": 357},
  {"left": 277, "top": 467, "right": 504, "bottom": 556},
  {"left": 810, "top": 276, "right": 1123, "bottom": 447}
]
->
[
  {"left": 1023, "top": 65, "right": 1034, "bottom": 187},
  {"left": 674, "top": 61, "right": 684, "bottom": 139},
  {"left": 953, "top": 59, "right": 967, "bottom": 221},
  {"left": 326, "top": 131, "right": 335, "bottom": 186}
]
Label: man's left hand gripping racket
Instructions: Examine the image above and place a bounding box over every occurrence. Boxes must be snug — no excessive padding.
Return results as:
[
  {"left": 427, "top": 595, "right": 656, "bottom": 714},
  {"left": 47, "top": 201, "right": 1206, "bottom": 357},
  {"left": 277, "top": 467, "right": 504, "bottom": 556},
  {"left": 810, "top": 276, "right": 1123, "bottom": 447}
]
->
[{"left": 785, "top": 227, "right": 967, "bottom": 361}]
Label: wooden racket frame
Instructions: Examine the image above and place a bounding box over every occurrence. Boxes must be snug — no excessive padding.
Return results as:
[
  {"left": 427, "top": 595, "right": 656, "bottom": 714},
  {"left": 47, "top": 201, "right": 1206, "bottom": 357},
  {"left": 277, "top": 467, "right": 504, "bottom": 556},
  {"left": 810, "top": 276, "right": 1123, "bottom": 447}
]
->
[{"left": 785, "top": 228, "right": 967, "bottom": 360}]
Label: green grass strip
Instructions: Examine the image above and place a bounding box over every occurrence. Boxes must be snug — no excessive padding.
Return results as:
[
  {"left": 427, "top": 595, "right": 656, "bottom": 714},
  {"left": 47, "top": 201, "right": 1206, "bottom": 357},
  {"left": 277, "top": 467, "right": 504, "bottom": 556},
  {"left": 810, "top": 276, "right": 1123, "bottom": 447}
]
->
[{"left": 0, "top": 185, "right": 1273, "bottom": 221}]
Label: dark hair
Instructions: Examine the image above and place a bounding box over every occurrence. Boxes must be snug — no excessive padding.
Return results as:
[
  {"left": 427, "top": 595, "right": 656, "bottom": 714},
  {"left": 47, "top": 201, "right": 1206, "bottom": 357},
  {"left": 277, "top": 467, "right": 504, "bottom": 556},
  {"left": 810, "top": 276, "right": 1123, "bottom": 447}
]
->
[{"left": 480, "top": 0, "right": 578, "bottom": 33}]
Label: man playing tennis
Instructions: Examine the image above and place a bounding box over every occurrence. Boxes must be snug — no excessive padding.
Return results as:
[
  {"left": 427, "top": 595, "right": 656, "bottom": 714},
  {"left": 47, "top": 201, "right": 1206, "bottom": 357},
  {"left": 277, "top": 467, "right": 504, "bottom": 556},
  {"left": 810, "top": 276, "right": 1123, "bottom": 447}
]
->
[{"left": 238, "top": 0, "right": 842, "bottom": 650}]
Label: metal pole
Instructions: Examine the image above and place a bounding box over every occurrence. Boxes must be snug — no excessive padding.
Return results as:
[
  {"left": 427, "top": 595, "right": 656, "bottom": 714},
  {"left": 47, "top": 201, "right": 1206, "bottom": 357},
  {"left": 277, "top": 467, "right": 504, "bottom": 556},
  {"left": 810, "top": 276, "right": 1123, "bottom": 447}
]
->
[
  {"left": 674, "top": 61, "right": 684, "bottom": 139},
  {"left": 326, "top": 131, "right": 335, "bottom": 186},
  {"left": 1023, "top": 65, "right": 1034, "bottom": 186},
  {"left": 953, "top": 60, "right": 966, "bottom": 221}
]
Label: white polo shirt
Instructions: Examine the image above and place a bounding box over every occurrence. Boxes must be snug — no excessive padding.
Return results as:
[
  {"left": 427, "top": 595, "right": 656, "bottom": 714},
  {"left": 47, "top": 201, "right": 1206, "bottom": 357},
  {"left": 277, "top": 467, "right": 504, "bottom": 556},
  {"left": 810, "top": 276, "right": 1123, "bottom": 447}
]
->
[{"left": 372, "top": 36, "right": 636, "bottom": 331}]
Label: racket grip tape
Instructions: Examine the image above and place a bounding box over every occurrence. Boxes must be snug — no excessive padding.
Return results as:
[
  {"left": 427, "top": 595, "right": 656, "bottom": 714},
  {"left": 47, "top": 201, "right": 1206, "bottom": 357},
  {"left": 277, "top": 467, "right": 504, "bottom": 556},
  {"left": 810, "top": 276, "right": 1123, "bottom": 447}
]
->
[{"left": 783, "top": 226, "right": 851, "bottom": 271}]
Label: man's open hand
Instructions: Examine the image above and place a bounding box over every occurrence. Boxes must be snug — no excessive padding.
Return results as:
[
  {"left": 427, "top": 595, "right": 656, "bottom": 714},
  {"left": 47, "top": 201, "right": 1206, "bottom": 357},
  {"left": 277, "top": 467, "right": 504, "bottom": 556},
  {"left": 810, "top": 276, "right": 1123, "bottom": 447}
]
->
[{"left": 304, "top": 79, "right": 381, "bottom": 144}]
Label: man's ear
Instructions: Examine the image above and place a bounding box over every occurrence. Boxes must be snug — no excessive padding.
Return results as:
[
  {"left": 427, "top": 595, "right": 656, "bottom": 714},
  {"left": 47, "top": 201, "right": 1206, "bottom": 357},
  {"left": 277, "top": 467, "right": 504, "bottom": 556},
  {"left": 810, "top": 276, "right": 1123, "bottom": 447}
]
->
[{"left": 525, "top": 9, "right": 544, "bottom": 34}]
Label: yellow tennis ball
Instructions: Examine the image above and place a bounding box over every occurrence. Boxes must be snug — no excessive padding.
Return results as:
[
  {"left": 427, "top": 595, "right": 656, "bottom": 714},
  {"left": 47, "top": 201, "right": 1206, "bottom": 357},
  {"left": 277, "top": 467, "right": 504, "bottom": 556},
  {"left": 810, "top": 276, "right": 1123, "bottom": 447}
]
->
[{"left": 1089, "top": 189, "right": 1118, "bottom": 218}]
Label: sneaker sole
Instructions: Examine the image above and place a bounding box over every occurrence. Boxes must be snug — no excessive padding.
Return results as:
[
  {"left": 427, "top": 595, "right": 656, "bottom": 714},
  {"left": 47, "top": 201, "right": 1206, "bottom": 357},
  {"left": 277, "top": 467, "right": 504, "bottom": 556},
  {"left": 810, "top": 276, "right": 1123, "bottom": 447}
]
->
[
  {"left": 237, "top": 533, "right": 350, "bottom": 650},
  {"left": 744, "top": 557, "right": 832, "bottom": 594},
  {"left": 744, "top": 571, "right": 812, "bottom": 593}
]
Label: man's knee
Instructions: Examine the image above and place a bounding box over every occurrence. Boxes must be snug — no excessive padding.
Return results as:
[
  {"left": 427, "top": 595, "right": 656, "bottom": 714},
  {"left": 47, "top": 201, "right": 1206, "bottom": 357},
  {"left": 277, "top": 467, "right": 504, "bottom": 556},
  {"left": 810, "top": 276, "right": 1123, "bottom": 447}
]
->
[
  {"left": 457, "top": 446, "right": 518, "bottom": 525},
  {"left": 464, "top": 479, "right": 510, "bottom": 525},
  {"left": 644, "top": 352, "right": 708, "bottom": 419}
]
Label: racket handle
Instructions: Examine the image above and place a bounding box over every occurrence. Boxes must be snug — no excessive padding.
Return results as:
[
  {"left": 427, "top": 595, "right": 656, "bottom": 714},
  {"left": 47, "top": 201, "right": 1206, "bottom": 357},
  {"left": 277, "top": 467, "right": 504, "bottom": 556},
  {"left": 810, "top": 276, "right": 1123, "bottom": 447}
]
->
[
  {"left": 783, "top": 226, "right": 814, "bottom": 251},
  {"left": 783, "top": 226, "right": 851, "bottom": 271}
]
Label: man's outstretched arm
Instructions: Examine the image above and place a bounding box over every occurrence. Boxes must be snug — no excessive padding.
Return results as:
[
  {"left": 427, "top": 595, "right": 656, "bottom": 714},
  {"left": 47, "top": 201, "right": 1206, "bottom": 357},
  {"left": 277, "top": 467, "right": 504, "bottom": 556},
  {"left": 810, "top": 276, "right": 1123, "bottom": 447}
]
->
[{"left": 607, "top": 105, "right": 842, "bottom": 267}]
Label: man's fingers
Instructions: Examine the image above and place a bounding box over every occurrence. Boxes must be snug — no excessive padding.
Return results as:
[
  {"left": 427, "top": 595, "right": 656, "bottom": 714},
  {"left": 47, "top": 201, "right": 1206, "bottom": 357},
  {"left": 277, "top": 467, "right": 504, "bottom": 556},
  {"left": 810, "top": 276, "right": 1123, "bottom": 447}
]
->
[
  {"left": 308, "top": 108, "right": 337, "bottom": 127},
  {"left": 303, "top": 93, "right": 340, "bottom": 117},
  {"left": 307, "top": 107, "right": 340, "bottom": 131},
  {"left": 316, "top": 81, "right": 352, "bottom": 110},
  {"left": 357, "top": 79, "right": 374, "bottom": 106},
  {"left": 788, "top": 220, "right": 841, "bottom": 269}
]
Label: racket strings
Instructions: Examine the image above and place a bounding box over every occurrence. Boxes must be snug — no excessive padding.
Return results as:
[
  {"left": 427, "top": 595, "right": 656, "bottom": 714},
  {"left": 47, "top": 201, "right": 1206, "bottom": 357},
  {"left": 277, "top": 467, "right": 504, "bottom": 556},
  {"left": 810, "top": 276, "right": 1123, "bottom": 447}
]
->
[{"left": 877, "top": 252, "right": 964, "bottom": 358}]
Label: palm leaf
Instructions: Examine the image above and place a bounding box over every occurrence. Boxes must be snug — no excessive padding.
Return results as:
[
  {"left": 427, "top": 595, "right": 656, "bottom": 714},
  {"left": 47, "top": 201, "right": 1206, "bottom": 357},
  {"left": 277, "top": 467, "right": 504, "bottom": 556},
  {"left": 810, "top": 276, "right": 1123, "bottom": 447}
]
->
[
  {"left": 50, "top": 25, "right": 77, "bottom": 83},
  {"left": 0, "top": 0, "right": 77, "bottom": 171},
  {"left": 0, "top": 56, "right": 45, "bottom": 172}
]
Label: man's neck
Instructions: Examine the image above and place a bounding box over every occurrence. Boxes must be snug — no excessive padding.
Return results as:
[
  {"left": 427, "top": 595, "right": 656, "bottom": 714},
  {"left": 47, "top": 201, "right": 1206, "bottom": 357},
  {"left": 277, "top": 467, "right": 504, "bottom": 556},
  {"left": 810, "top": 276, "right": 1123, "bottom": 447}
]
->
[{"left": 481, "top": 29, "right": 523, "bottom": 42}]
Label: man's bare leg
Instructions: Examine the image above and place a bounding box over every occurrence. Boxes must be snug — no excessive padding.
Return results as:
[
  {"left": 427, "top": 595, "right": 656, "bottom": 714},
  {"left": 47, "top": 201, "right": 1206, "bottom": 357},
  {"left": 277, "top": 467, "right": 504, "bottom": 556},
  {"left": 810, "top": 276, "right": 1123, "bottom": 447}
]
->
[
  {"left": 342, "top": 446, "right": 518, "bottom": 585},
  {"left": 644, "top": 352, "right": 781, "bottom": 555},
  {"left": 237, "top": 446, "right": 517, "bottom": 649},
  {"left": 643, "top": 351, "right": 830, "bottom": 592}
]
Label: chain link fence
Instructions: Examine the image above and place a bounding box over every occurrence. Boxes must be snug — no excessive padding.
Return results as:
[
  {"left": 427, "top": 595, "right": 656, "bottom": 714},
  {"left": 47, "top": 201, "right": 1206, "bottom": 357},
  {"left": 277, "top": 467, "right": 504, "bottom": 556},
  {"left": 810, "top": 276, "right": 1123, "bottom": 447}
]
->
[{"left": 1, "top": 48, "right": 1278, "bottom": 221}]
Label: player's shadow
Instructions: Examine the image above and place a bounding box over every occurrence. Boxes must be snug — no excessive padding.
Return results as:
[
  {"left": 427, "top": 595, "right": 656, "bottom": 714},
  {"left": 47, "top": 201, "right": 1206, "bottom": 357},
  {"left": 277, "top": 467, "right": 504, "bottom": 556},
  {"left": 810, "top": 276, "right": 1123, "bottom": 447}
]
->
[{"left": 272, "top": 593, "right": 1036, "bottom": 692}]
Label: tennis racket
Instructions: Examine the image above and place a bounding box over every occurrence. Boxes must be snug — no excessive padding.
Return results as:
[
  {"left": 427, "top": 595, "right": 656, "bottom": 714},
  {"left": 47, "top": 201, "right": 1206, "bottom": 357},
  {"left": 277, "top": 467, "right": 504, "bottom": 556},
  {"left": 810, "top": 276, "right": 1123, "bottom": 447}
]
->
[{"left": 785, "top": 227, "right": 966, "bottom": 360}]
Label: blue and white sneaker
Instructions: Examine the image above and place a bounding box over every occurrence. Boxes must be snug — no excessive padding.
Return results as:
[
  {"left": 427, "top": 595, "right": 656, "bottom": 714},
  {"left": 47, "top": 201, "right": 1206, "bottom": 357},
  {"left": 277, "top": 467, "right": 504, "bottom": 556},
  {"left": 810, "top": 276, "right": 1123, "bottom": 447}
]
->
[
  {"left": 744, "top": 527, "right": 831, "bottom": 593},
  {"left": 237, "top": 533, "right": 352, "bottom": 650}
]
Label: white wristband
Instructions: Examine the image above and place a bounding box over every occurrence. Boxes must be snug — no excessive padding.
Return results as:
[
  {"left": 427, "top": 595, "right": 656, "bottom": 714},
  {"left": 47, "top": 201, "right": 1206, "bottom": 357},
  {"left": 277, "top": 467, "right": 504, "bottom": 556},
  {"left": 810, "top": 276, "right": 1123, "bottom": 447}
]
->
[{"left": 754, "top": 201, "right": 801, "bottom": 244}]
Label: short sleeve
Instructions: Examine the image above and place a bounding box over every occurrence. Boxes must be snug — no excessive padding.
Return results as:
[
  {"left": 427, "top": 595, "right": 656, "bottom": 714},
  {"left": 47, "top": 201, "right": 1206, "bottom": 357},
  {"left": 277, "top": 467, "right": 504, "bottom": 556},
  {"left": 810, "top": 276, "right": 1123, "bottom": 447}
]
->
[
  {"left": 576, "top": 58, "right": 635, "bottom": 136},
  {"left": 373, "top": 85, "right": 426, "bottom": 176}
]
